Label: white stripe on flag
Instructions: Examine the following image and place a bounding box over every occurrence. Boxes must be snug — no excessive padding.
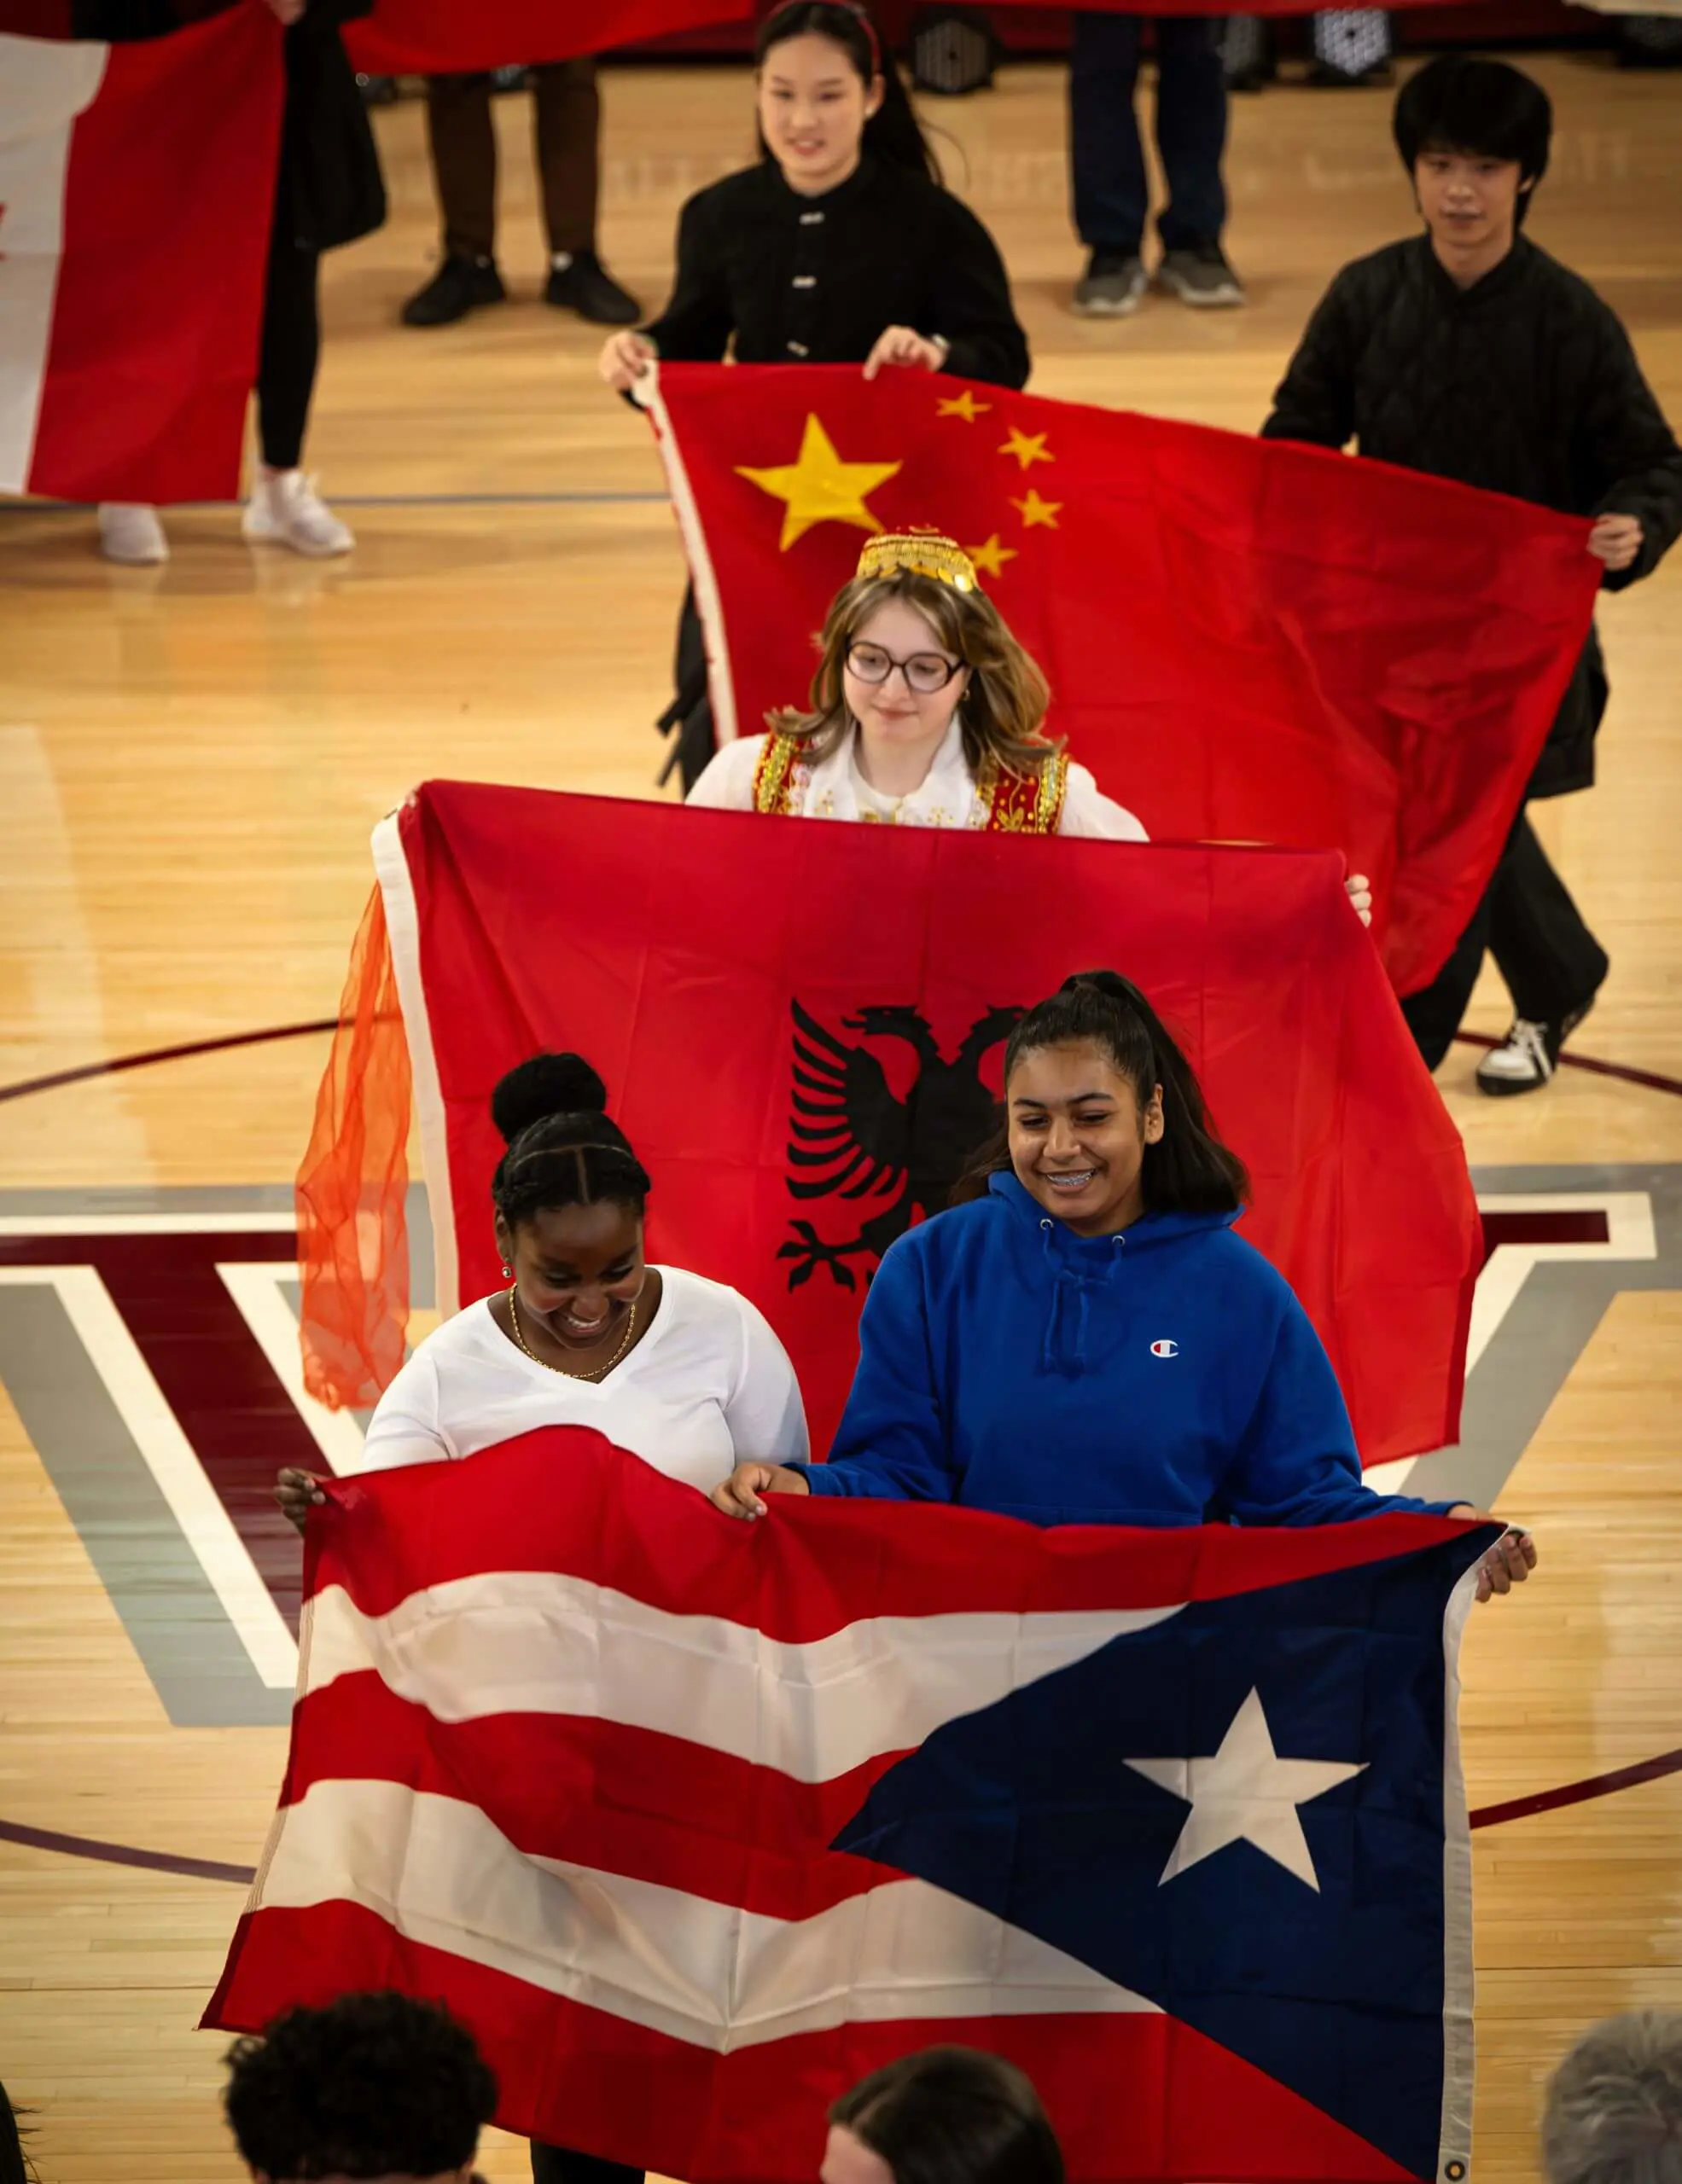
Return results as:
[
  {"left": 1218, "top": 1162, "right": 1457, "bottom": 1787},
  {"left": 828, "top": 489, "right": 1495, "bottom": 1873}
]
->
[
  {"left": 0, "top": 37, "right": 108, "bottom": 493},
  {"left": 258, "top": 1777, "right": 1156, "bottom": 2049},
  {"left": 302, "top": 1574, "right": 1181, "bottom": 1780}
]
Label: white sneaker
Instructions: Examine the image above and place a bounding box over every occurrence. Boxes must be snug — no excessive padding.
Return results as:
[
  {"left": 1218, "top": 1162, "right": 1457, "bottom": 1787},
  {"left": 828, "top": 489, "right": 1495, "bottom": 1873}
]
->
[
  {"left": 242, "top": 468, "right": 354, "bottom": 557},
  {"left": 98, "top": 502, "right": 168, "bottom": 564},
  {"left": 1474, "top": 998, "right": 1593, "bottom": 1097}
]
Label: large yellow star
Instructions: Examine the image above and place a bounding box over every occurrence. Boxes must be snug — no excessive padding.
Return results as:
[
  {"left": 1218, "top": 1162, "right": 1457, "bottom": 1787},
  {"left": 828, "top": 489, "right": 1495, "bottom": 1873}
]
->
[
  {"left": 999, "top": 427, "right": 1053, "bottom": 471},
  {"left": 736, "top": 414, "right": 902, "bottom": 551},
  {"left": 1011, "top": 489, "right": 1062, "bottom": 529},
  {"left": 937, "top": 390, "right": 992, "bottom": 422},
  {"left": 966, "top": 533, "right": 1019, "bottom": 578}
]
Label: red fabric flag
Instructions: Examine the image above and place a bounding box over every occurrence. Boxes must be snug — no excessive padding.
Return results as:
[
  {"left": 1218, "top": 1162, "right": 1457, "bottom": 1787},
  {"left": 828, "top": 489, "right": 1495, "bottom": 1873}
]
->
[
  {"left": 0, "top": 11, "right": 282, "bottom": 502},
  {"left": 205, "top": 1428, "right": 1489, "bottom": 2184},
  {"left": 354, "top": 781, "right": 1478, "bottom": 1464},
  {"left": 646, "top": 363, "right": 1600, "bottom": 997},
  {"left": 344, "top": 0, "right": 752, "bottom": 73}
]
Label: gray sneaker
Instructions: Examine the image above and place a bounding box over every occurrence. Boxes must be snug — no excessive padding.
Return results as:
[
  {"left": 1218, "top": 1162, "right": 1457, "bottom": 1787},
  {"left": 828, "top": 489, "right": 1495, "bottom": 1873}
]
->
[
  {"left": 1073, "top": 252, "right": 1147, "bottom": 317},
  {"left": 1156, "top": 245, "right": 1246, "bottom": 308}
]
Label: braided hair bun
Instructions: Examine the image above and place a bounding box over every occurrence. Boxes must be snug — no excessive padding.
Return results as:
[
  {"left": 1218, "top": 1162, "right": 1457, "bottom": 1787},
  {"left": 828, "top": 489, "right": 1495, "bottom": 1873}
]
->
[
  {"left": 491, "top": 1054, "right": 608, "bottom": 1145},
  {"left": 489, "top": 1052, "right": 652, "bottom": 1228}
]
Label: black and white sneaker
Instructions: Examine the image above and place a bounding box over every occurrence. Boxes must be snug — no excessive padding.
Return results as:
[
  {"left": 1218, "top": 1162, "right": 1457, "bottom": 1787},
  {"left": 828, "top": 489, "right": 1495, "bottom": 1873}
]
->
[{"left": 1475, "top": 1000, "right": 1594, "bottom": 1097}]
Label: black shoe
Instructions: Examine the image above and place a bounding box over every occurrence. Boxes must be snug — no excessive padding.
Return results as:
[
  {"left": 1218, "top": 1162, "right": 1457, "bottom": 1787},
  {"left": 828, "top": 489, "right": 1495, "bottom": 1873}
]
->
[
  {"left": 401, "top": 254, "right": 506, "bottom": 328},
  {"left": 1474, "top": 995, "right": 1597, "bottom": 1097},
  {"left": 545, "top": 250, "right": 641, "bottom": 326}
]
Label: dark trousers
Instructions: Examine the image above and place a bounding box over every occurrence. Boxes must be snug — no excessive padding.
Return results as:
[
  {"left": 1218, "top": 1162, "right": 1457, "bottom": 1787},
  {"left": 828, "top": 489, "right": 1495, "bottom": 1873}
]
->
[
  {"left": 427, "top": 60, "right": 601, "bottom": 261},
  {"left": 256, "top": 215, "right": 321, "bottom": 473},
  {"left": 530, "top": 2142, "right": 643, "bottom": 2184},
  {"left": 1400, "top": 812, "right": 1609, "bottom": 1069},
  {"left": 1069, "top": 11, "right": 1229, "bottom": 255}
]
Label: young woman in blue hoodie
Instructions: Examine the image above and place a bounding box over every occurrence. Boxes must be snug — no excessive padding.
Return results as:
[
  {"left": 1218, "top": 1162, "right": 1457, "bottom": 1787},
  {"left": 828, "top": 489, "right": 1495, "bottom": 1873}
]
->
[{"left": 713, "top": 971, "right": 1535, "bottom": 1602}]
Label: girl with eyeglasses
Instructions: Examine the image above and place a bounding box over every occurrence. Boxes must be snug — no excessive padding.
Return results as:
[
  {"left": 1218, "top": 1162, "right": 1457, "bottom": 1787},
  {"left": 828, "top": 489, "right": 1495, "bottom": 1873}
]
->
[
  {"left": 686, "top": 532, "right": 1147, "bottom": 837},
  {"left": 597, "top": 1, "right": 1027, "bottom": 793},
  {"left": 688, "top": 536, "right": 1371, "bottom": 922}
]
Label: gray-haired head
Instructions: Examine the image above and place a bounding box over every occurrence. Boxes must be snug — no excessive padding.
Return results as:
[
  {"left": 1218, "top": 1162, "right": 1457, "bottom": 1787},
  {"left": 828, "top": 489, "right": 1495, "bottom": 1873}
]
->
[{"left": 1544, "top": 2014, "right": 1682, "bottom": 2184}]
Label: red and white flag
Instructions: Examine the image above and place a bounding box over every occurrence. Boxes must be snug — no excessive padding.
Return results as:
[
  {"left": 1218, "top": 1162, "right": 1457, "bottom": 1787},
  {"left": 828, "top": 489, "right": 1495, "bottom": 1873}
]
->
[
  {"left": 0, "top": 9, "right": 283, "bottom": 503},
  {"left": 206, "top": 1428, "right": 1494, "bottom": 2184}
]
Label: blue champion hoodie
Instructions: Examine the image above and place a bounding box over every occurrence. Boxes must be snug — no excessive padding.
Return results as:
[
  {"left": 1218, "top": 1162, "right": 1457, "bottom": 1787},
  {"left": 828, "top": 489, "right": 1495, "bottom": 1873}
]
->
[{"left": 794, "top": 1171, "right": 1459, "bottom": 1528}]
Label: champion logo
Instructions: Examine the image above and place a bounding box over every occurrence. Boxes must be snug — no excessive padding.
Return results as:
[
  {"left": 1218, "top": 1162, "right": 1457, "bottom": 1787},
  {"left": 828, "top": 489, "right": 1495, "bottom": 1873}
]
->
[{"left": 1149, "top": 1339, "right": 1179, "bottom": 1358}]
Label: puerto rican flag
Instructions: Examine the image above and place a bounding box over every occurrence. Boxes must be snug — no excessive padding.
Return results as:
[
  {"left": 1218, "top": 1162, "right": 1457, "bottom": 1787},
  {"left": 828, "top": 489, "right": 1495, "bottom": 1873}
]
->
[
  {"left": 0, "top": 9, "right": 282, "bottom": 502},
  {"left": 207, "top": 1429, "right": 1495, "bottom": 2184}
]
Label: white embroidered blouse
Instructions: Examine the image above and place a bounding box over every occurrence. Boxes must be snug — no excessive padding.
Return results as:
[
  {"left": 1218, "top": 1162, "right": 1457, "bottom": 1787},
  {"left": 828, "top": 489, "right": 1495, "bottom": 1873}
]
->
[{"left": 686, "top": 719, "right": 1149, "bottom": 838}]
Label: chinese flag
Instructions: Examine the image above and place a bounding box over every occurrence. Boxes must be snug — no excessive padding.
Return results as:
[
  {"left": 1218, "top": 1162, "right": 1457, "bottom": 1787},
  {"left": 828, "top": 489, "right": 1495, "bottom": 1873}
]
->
[
  {"left": 646, "top": 363, "right": 1600, "bottom": 997},
  {"left": 328, "top": 781, "right": 1479, "bottom": 1466},
  {"left": 344, "top": 0, "right": 752, "bottom": 73}
]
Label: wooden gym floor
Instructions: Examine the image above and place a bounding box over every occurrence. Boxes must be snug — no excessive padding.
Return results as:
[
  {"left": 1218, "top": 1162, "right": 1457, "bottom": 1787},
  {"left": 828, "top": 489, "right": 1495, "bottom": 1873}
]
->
[{"left": 1, "top": 53, "right": 1679, "bottom": 2184}]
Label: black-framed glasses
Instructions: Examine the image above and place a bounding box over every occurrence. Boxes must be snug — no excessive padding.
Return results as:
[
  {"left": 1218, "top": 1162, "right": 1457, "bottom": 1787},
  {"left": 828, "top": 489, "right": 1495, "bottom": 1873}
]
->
[{"left": 844, "top": 640, "right": 966, "bottom": 696}]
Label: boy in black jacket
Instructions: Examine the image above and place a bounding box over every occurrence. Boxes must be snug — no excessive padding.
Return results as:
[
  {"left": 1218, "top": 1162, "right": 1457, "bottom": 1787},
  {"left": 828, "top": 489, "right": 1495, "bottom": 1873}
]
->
[{"left": 1263, "top": 55, "right": 1682, "bottom": 1095}]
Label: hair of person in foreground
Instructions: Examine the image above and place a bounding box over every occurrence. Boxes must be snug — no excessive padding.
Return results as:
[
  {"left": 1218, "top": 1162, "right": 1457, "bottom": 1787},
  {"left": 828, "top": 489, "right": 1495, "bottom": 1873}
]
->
[
  {"left": 824, "top": 2046, "right": 1065, "bottom": 2184},
  {"left": 223, "top": 1991, "right": 498, "bottom": 2183},
  {"left": 1543, "top": 2013, "right": 1682, "bottom": 2184}
]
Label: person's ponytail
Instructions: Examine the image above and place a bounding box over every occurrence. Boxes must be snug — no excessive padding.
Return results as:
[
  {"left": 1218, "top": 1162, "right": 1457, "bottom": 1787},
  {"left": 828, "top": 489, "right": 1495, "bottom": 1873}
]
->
[{"left": 949, "top": 972, "right": 1248, "bottom": 1215}]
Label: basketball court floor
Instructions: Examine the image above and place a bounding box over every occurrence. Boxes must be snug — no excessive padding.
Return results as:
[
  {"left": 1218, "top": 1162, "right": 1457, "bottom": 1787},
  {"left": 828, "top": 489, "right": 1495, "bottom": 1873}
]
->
[{"left": 1, "top": 54, "right": 1679, "bottom": 2184}]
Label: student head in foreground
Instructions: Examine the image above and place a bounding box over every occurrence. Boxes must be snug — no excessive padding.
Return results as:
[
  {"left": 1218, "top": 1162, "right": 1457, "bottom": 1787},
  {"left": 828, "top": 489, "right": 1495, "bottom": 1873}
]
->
[
  {"left": 713, "top": 969, "right": 1533, "bottom": 1600},
  {"left": 1543, "top": 2012, "right": 1682, "bottom": 2184},
  {"left": 823, "top": 2048, "right": 1063, "bottom": 2184},
  {"left": 223, "top": 1991, "right": 497, "bottom": 2184}
]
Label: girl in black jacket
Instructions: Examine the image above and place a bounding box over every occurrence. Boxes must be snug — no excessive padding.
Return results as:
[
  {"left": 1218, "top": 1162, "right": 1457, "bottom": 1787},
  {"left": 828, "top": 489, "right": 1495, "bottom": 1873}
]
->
[{"left": 597, "top": 0, "right": 1029, "bottom": 788}]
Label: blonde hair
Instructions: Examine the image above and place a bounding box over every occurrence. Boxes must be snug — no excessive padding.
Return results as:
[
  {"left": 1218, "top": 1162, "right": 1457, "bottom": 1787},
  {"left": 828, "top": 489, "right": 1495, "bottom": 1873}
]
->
[{"left": 768, "top": 569, "right": 1059, "bottom": 775}]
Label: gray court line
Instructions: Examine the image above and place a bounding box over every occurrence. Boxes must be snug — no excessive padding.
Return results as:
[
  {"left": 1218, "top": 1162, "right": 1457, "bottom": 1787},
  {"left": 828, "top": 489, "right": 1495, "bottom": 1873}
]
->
[{"left": 3, "top": 491, "right": 669, "bottom": 513}]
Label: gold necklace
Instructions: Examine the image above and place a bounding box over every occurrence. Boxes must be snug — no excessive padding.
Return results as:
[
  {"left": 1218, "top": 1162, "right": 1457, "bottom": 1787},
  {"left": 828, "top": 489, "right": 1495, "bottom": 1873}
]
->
[{"left": 508, "top": 1285, "right": 638, "bottom": 1382}]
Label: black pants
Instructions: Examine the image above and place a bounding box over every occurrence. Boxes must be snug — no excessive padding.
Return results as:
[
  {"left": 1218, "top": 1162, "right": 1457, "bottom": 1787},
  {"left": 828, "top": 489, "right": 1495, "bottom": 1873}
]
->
[
  {"left": 1069, "top": 12, "right": 1229, "bottom": 255},
  {"left": 257, "top": 215, "right": 322, "bottom": 473},
  {"left": 427, "top": 61, "right": 601, "bottom": 260},
  {"left": 1400, "top": 811, "right": 1609, "bottom": 1069},
  {"left": 530, "top": 2142, "right": 643, "bottom": 2184},
  {"left": 658, "top": 584, "right": 714, "bottom": 792}
]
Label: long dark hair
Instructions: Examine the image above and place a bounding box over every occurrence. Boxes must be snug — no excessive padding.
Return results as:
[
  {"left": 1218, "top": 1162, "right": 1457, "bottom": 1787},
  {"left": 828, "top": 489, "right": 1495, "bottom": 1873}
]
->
[
  {"left": 830, "top": 2047, "right": 1064, "bottom": 2184},
  {"left": 756, "top": 1, "right": 941, "bottom": 184},
  {"left": 490, "top": 1054, "right": 653, "bottom": 1230},
  {"left": 952, "top": 971, "right": 1249, "bottom": 1216}
]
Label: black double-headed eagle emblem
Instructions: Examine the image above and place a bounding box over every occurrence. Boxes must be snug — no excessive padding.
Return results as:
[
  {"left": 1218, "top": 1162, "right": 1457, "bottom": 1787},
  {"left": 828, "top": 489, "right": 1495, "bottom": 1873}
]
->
[{"left": 780, "top": 1000, "right": 1024, "bottom": 1290}]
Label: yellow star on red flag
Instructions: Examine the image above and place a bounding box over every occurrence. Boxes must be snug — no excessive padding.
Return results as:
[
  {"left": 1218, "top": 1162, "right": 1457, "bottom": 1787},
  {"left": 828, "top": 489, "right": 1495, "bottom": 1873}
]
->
[
  {"left": 966, "top": 534, "right": 1019, "bottom": 578},
  {"left": 999, "top": 427, "right": 1053, "bottom": 471},
  {"left": 1011, "top": 489, "right": 1062, "bottom": 529},
  {"left": 736, "top": 414, "right": 902, "bottom": 551},
  {"left": 936, "top": 391, "right": 992, "bottom": 422}
]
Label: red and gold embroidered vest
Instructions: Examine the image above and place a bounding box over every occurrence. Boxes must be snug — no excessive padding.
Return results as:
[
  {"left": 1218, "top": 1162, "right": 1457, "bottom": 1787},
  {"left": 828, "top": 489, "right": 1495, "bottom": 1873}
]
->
[{"left": 750, "top": 732, "right": 1068, "bottom": 834}]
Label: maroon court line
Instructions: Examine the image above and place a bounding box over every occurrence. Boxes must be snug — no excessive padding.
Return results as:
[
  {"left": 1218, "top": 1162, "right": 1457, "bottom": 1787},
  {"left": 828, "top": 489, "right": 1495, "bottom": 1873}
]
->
[
  {"left": 0, "top": 1019, "right": 340, "bottom": 1105},
  {"left": 1468, "top": 1745, "right": 1682, "bottom": 1830},
  {"left": 8, "top": 1747, "right": 1682, "bottom": 1888},
  {"left": 0, "top": 1815, "right": 256, "bottom": 1885},
  {"left": 1, "top": 1019, "right": 1677, "bottom": 1110}
]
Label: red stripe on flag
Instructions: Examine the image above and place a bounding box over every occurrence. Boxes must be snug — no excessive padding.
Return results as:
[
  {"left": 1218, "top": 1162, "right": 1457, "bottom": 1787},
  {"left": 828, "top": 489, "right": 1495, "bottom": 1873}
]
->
[
  {"left": 26, "top": 8, "right": 282, "bottom": 502},
  {"left": 207, "top": 1896, "right": 1417, "bottom": 2184},
  {"left": 310, "top": 1430, "right": 1487, "bottom": 1624},
  {"left": 282, "top": 1670, "right": 910, "bottom": 1919}
]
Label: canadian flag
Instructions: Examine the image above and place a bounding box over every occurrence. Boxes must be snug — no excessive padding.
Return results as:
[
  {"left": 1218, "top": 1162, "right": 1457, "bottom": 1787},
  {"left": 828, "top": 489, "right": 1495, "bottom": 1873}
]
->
[{"left": 0, "top": 8, "right": 283, "bottom": 503}]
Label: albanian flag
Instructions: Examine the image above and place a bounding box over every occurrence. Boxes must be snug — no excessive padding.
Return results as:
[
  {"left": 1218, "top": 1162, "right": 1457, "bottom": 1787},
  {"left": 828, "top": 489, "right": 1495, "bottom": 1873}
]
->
[
  {"left": 645, "top": 363, "right": 1601, "bottom": 997},
  {"left": 299, "top": 781, "right": 1480, "bottom": 1466}
]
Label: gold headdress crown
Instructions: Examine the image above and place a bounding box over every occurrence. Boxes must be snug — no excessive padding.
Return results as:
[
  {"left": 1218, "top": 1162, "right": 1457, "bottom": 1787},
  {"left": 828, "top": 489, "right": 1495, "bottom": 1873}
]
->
[{"left": 856, "top": 530, "right": 980, "bottom": 594}]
